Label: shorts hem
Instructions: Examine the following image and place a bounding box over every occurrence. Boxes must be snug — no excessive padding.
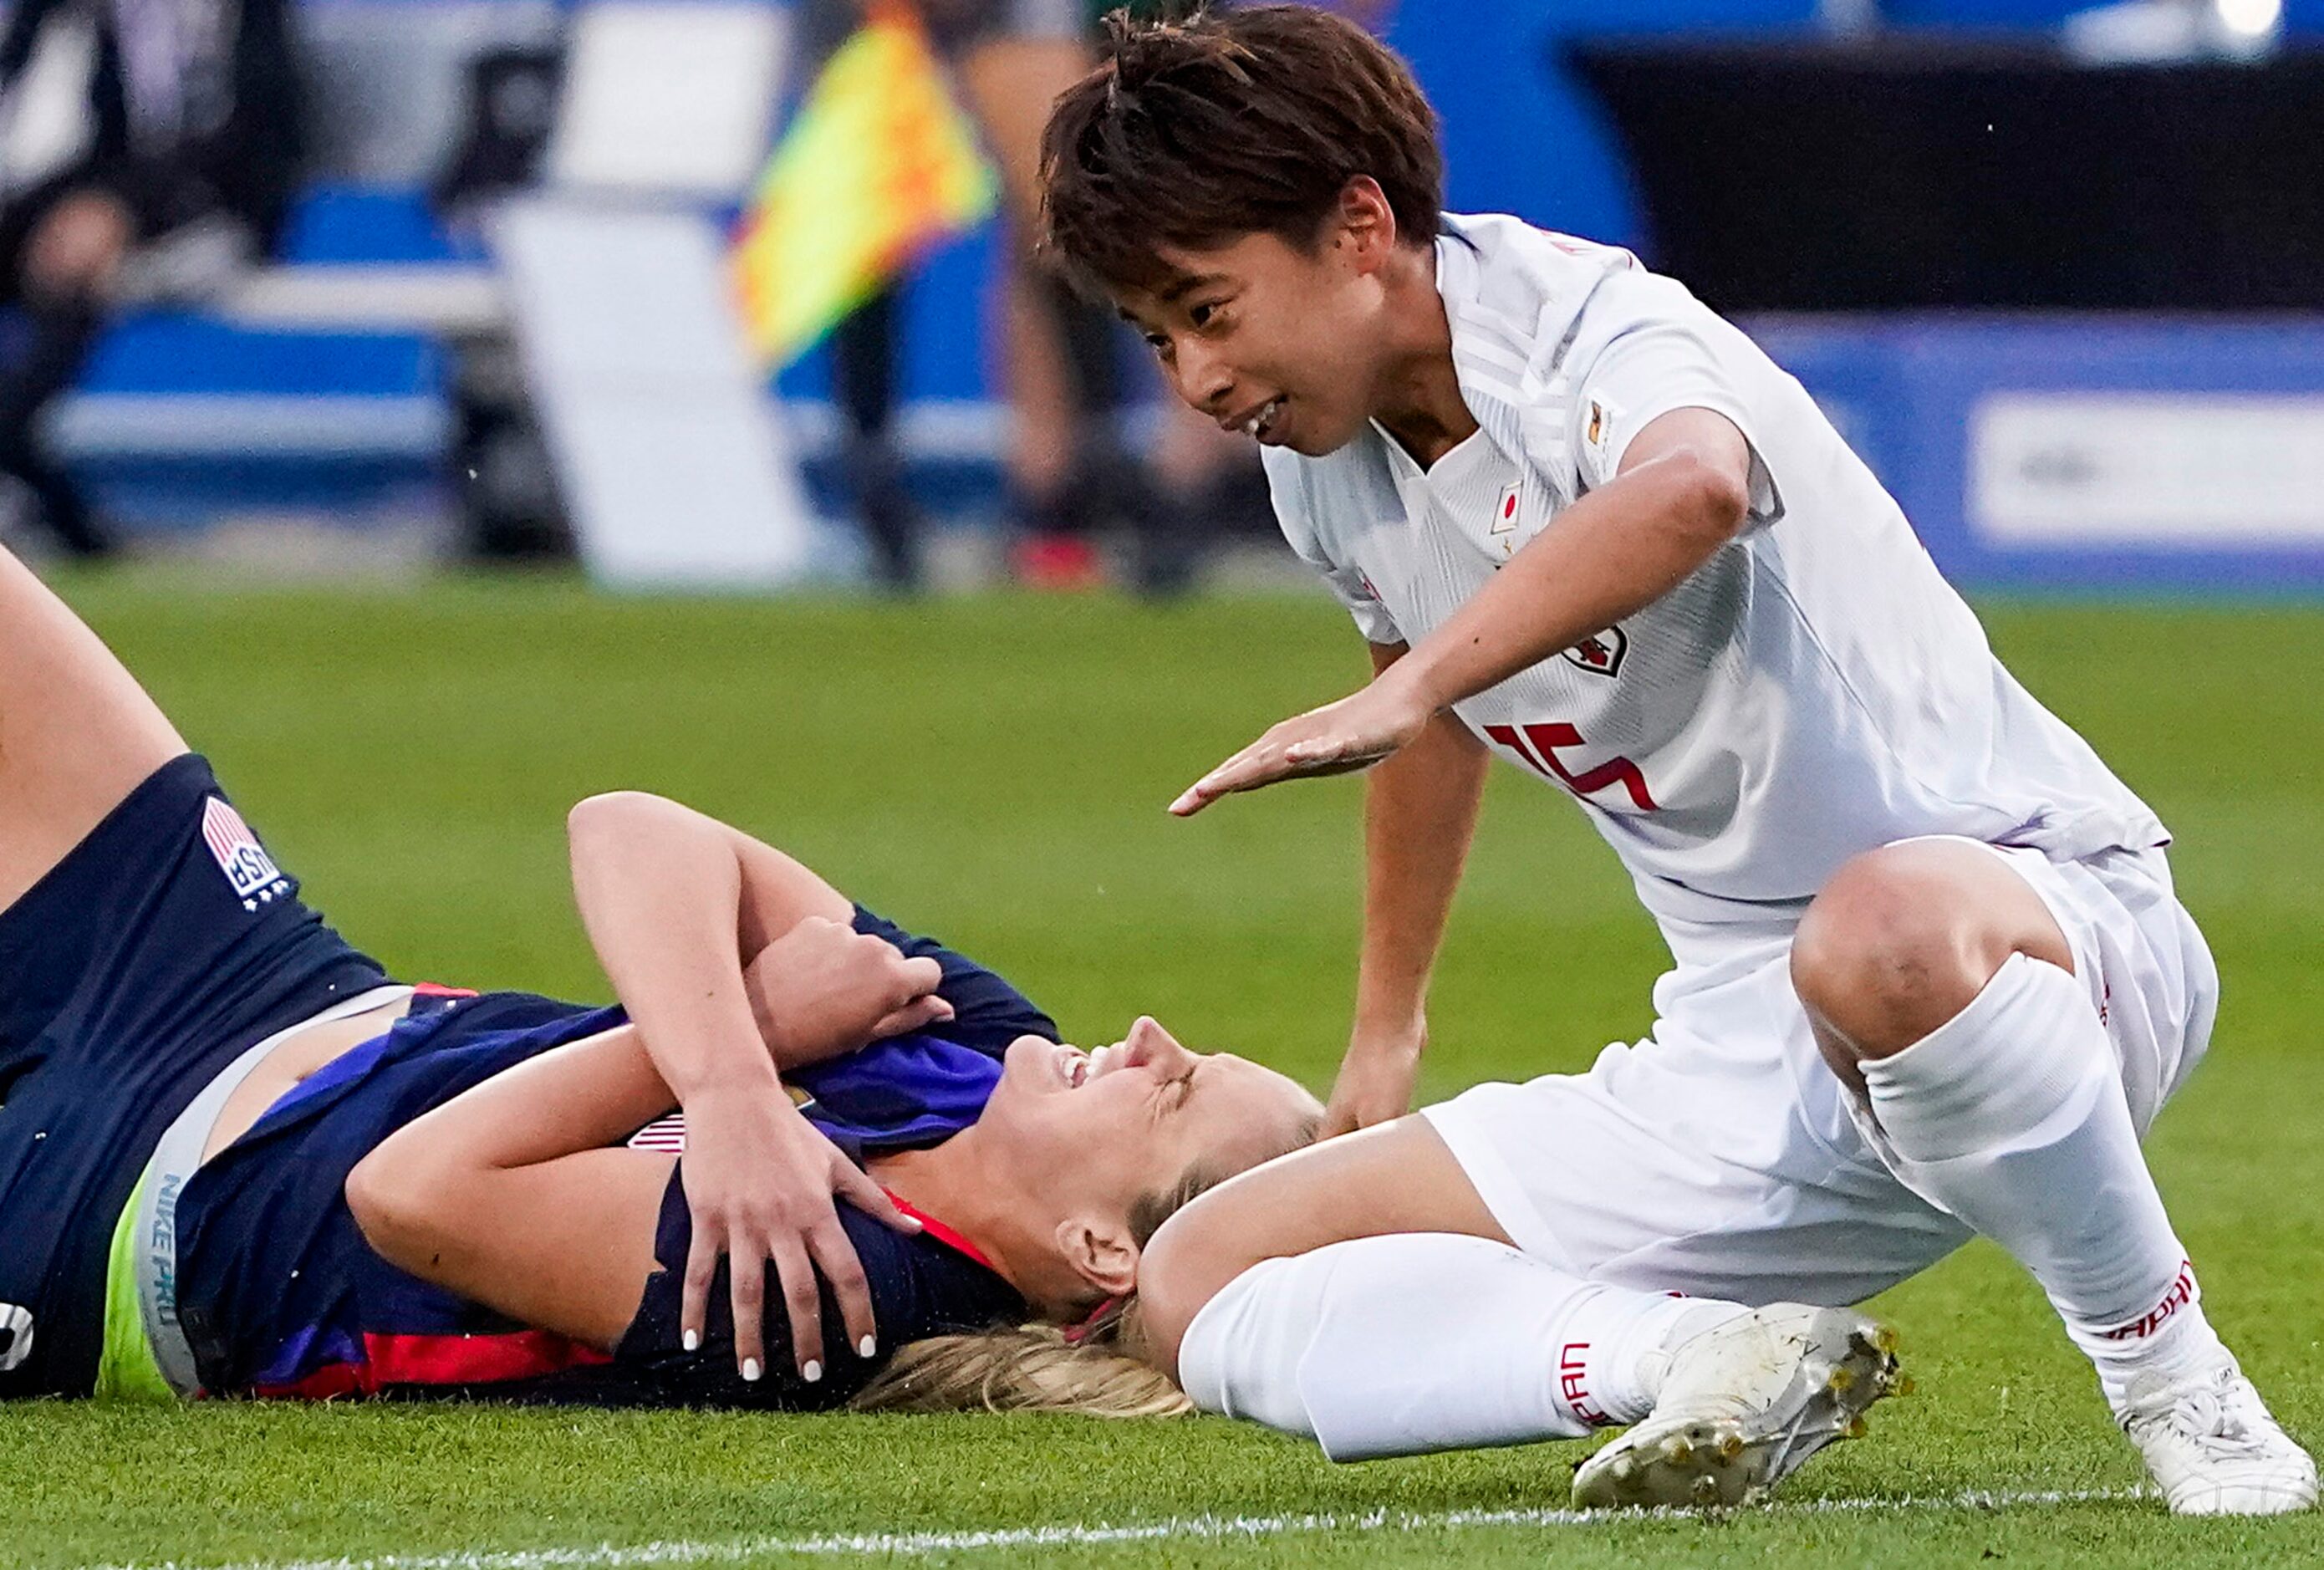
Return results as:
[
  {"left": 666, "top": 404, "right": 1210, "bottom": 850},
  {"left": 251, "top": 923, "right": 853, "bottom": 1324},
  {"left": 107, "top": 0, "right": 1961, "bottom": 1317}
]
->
[{"left": 1883, "top": 834, "right": 2103, "bottom": 986}]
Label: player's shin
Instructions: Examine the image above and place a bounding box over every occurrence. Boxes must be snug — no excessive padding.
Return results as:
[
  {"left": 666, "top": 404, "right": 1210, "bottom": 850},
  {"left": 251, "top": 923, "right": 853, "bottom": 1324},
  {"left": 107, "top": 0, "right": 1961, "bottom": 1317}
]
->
[
  {"left": 1174, "top": 1232, "right": 1742, "bottom": 1460},
  {"left": 1858, "top": 953, "right": 2220, "bottom": 1401}
]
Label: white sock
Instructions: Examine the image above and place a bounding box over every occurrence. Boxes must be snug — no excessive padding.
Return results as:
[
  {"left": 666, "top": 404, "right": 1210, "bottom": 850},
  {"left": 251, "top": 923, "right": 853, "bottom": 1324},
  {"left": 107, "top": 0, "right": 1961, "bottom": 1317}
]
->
[
  {"left": 1859, "top": 952, "right": 2225, "bottom": 1406},
  {"left": 1175, "top": 1232, "right": 1748, "bottom": 1460}
]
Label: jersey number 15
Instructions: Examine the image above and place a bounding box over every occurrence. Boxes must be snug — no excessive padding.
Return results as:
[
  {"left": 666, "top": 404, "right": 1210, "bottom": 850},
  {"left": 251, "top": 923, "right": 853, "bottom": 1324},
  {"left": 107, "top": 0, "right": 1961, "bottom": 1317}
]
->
[{"left": 1484, "top": 722, "right": 1659, "bottom": 813}]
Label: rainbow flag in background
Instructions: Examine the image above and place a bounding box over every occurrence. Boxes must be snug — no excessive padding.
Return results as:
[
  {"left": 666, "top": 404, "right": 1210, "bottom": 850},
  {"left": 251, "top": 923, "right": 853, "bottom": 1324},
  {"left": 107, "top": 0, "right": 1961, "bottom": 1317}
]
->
[{"left": 732, "top": 8, "right": 999, "bottom": 369}]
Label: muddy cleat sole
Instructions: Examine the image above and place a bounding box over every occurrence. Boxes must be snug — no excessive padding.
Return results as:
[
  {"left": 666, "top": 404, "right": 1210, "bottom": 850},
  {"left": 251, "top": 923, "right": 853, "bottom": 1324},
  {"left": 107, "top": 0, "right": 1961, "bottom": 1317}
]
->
[{"left": 1571, "top": 1306, "right": 1903, "bottom": 1511}]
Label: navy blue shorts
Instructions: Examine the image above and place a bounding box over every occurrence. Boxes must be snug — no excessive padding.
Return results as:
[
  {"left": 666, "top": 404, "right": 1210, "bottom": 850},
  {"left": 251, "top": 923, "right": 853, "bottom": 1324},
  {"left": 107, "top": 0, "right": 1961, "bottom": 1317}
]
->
[{"left": 0, "top": 753, "right": 387, "bottom": 1398}]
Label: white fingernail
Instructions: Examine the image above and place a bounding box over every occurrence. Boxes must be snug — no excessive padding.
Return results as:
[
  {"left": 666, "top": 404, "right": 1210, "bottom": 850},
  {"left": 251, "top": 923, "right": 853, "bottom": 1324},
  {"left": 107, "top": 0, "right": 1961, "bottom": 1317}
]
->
[
  {"left": 803, "top": 1360, "right": 823, "bottom": 1384},
  {"left": 682, "top": 1330, "right": 700, "bottom": 1352},
  {"left": 859, "top": 1335, "right": 877, "bottom": 1359},
  {"left": 742, "top": 1358, "right": 762, "bottom": 1382}
]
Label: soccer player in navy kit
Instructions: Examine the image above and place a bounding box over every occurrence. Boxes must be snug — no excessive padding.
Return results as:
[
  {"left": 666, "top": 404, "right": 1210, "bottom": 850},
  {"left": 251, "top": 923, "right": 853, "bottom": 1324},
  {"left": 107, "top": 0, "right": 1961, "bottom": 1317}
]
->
[{"left": 0, "top": 542, "right": 1319, "bottom": 1409}]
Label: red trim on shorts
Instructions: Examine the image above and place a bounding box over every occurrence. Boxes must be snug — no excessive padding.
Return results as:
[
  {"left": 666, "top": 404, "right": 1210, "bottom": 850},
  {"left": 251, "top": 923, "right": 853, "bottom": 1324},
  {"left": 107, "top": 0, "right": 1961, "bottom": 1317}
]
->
[
  {"left": 410, "top": 982, "right": 480, "bottom": 998},
  {"left": 252, "top": 1330, "right": 611, "bottom": 1399},
  {"left": 882, "top": 1191, "right": 996, "bottom": 1272},
  {"left": 363, "top": 1328, "right": 610, "bottom": 1385}
]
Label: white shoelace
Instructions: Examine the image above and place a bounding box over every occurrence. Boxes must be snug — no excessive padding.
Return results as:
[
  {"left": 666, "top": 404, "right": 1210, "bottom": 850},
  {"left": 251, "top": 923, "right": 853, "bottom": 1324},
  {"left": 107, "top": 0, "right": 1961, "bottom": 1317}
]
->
[{"left": 2128, "top": 1372, "right": 2277, "bottom": 1460}]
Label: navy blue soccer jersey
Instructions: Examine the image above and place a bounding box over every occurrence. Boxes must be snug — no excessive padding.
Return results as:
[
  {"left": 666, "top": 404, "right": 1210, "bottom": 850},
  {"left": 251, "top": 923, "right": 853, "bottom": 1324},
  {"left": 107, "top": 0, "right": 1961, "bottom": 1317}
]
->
[{"left": 171, "top": 905, "right": 1049, "bottom": 1406}]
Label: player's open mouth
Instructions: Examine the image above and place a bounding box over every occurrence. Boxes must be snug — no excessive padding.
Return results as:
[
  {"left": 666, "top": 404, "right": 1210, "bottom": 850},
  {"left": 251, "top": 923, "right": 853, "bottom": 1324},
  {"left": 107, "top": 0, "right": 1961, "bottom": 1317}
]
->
[
  {"left": 1225, "top": 396, "right": 1286, "bottom": 442},
  {"left": 1051, "top": 1041, "right": 1124, "bottom": 1088}
]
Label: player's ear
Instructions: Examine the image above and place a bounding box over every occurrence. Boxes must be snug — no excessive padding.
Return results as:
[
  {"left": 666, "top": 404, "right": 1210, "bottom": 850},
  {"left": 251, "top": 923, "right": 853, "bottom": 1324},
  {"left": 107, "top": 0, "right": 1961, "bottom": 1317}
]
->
[
  {"left": 1333, "top": 176, "right": 1397, "bottom": 270},
  {"left": 1055, "top": 1214, "right": 1141, "bottom": 1298}
]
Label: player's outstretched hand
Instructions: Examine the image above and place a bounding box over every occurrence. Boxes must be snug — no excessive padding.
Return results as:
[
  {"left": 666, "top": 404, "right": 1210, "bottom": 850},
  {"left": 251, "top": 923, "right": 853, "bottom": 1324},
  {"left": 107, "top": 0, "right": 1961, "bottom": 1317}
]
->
[
  {"left": 1170, "top": 670, "right": 1435, "bottom": 817},
  {"left": 744, "top": 915, "right": 954, "bottom": 1069},
  {"left": 677, "top": 1088, "right": 920, "bottom": 1384}
]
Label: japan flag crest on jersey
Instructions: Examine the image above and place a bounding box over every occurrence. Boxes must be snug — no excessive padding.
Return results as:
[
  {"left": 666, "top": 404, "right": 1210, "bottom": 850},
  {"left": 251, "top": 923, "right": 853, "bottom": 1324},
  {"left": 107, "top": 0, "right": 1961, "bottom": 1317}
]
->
[
  {"left": 1490, "top": 479, "right": 1525, "bottom": 561},
  {"left": 201, "top": 796, "right": 283, "bottom": 901},
  {"left": 1491, "top": 480, "right": 1521, "bottom": 536}
]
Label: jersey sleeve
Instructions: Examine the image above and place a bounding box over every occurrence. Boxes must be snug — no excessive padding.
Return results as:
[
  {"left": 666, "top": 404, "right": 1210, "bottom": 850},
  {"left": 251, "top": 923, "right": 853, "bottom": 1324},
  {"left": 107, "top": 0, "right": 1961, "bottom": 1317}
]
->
[
  {"left": 1262, "top": 450, "right": 1404, "bottom": 646},
  {"left": 1563, "top": 272, "right": 1784, "bottom": 533},
  {"left": 850, "top": 904, "right": 1058, "bottom": 1058}
]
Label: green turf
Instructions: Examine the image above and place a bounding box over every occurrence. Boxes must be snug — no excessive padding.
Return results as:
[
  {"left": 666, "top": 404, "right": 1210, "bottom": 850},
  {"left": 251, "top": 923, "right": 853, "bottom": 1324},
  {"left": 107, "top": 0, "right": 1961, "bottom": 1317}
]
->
[{"left": 8, "top": 575, "right": 2321, "bottom": 1567}]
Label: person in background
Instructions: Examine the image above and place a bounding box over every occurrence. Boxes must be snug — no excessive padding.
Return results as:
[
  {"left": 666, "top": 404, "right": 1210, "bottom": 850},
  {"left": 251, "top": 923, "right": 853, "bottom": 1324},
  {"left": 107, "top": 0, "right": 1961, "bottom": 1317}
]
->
[
  {"left": 0, "top": 0, "right": 305, "bottom": 560},
  {"left": 801, "top": 0, "right": 1210, "bottom": 594},
  {"left": 813, "top": 2, "right": 1393, "bottom": 595}
]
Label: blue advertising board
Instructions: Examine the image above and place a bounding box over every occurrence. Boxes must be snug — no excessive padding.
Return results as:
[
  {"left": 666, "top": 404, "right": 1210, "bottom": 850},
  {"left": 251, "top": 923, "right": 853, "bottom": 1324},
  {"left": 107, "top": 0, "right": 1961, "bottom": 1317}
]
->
[{"left": 1746, "top": 316, "right": 2324, "bottom": 590}]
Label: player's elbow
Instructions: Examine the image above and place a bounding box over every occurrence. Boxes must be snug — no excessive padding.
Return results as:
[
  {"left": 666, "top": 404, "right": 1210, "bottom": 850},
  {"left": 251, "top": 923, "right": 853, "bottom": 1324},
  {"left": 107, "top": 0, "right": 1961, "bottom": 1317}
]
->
[
  {"left": 566, "top": 793, "right": 702, "bottom": 893},
  {"left": 346, "top": 1137, "right": 463, "bottom": 1281},
  {"left": 1664, "top": 448, "right": 1753, "bottom": 546},
  {"left": 567, "top": 790, "right": 669, "bottom": 848},
  {"left": 1134, "top": 1218, "right": 1210, "bottom": 1382}
]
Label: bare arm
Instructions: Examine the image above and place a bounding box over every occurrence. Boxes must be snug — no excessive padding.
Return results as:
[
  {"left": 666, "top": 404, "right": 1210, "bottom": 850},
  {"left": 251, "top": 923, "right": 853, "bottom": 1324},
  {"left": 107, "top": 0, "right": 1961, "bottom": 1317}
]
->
[
  {"left": 1380, "top": 409, "right": 1752, "bottom": 717},
  {"left": 347, "top": 1022, "right": 676, "bottom": 1349},
  {"left": 568, "top": 791, "right": 951, "bottom": 1073},
  {"left": 1168, "top": 409, "right": 1755, "bottom": 813},
  {"left": 1328, "top": 640, "right": 1489, "bottom": 1135},
  {"left": 349, "top": 908, "right": 953, "bottom": 1364},
  {"left": 564, "top": 792, "right": 946, "bottom": 1381}
]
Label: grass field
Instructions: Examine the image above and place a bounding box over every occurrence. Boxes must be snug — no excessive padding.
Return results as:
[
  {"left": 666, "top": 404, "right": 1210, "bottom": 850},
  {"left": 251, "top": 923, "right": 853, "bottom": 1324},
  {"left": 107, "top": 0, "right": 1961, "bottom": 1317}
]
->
[{"left": 8, "top": 575, "right": 2322, "bottom": 1568}]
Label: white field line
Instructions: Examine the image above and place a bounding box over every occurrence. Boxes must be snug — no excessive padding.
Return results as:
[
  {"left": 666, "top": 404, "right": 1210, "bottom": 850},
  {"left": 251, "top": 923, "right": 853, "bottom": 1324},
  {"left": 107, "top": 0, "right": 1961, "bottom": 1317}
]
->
[{"left": 91, "top": 1486, "right": 2150, "bottom": 1570}]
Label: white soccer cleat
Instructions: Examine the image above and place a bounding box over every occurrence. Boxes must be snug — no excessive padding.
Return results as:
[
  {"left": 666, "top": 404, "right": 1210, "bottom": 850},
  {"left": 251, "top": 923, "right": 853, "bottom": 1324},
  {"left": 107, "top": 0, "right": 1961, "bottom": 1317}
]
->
[
  {"left": 1570, "top": 1305, "right": 1903, "bottom": 1511},
  {"left": 2119, "top": 1358, "right": 2316, "bottom": 1516}
]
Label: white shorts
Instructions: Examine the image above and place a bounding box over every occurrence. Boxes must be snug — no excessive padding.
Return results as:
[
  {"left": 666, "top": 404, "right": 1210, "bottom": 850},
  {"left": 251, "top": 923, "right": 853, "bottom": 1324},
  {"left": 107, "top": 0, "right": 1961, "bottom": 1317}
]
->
[{"left": 1421, "top": 840, "right": 2219, "bottom": 1308}]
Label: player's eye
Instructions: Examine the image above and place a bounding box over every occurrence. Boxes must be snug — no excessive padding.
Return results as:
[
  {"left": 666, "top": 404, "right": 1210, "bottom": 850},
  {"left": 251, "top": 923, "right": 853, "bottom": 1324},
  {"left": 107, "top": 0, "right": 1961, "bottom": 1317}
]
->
[
  {"left": 1147, "top": 1068, "right": 1189, "bottom": 1122},
  {"left": 1144, "top": 331, "right": 1175, "bottom": 359},
  {"left": 1189, "top": 300, "right": 1229, "bottom": 331}
]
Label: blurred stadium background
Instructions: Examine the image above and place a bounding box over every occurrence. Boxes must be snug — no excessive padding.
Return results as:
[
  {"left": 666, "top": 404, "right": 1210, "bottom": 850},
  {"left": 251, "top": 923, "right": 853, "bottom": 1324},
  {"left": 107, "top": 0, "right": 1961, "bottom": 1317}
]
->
[{"left": 3, "top": 0, "right": 2321, "bottom": 592}]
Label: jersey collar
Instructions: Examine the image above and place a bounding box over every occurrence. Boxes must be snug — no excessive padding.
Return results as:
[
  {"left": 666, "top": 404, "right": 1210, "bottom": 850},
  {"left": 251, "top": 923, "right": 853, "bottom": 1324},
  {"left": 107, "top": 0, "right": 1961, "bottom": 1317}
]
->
[{"left": 882, "top": 1190, "right": 1000, "bottom": 1273}]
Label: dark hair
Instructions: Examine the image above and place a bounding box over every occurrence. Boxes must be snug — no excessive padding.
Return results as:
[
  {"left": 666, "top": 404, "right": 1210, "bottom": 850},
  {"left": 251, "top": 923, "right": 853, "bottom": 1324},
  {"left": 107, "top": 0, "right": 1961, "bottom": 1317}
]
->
[{"left": 1039, "top": 5, "right": 1443, "bottom": 297}]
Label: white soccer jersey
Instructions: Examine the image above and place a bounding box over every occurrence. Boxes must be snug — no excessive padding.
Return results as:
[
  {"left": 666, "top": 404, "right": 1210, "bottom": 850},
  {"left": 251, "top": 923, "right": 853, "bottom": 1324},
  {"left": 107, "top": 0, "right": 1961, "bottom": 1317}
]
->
[{"left": 1265, "top": 212, "right": 2166, "bottom": 933}]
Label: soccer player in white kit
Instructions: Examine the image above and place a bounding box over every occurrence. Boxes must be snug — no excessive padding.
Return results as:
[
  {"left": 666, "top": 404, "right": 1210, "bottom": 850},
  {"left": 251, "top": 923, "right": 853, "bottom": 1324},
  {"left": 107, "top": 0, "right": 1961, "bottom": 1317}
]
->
[{"left": 1038, "top": 5, "right": 2312, "bottom": 1515}]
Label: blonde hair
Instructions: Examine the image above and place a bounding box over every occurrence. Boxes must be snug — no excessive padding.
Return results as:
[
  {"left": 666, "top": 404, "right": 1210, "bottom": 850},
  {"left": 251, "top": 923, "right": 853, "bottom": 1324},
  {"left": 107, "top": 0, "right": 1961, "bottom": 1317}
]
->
[
  {"left": 851, "top": 1111, "right": 1322, "bottom": 1418},
  {"left": 850, "top": 1295, "right": 1190, "bottom": 1417}
]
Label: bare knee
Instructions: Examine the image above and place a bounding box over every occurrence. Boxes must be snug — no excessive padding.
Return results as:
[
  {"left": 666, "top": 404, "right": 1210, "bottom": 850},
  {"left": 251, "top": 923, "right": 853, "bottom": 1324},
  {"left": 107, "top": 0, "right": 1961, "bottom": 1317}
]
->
[{"left": 1793, "top": 842, "right": 2072, "bottom": 1068}]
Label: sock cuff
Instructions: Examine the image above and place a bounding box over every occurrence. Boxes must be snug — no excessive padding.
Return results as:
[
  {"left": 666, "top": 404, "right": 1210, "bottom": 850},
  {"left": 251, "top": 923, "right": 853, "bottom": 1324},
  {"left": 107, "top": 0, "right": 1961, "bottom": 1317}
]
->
[
  {"left": 1862, "top": 952, "right": 2107, "bottom": 1164},
  {"left": 2091, "top": 1256, "right": 2202, "bottom": 1344}
]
